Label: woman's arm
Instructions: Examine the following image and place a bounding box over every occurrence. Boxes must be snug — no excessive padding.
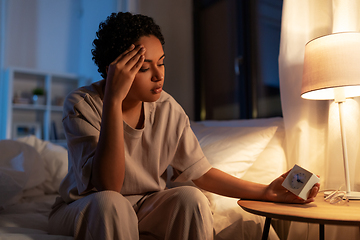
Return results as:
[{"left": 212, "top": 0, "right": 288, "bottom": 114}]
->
[
  {"left": 193, "top": 167, "right": 319, "bottom": 203},
  {"left": 91, "top": 45, "right": 145, "bottom": 192}
]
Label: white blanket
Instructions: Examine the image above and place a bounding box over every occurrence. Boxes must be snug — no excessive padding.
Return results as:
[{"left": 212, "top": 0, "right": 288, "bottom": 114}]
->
[{"left": 0, "top": 136, "right": 71, "bottom": 239}]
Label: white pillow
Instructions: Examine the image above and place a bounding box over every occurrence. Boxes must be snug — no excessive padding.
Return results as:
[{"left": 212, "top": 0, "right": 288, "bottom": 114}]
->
[
  {"left": 0, "top": 140, "right": 46, "bottom": 208},
  {"left": 241, "top": 126, "right": 287, "bottom": 184},
  {"left": 191, "top": 123, "right": 277, "bottom": 178},
  {"left": 192, "top": 117, "right": 287, "bottom": 183},
  {"left": 17, "top": 136, "right": 68, "bottom": 194}
]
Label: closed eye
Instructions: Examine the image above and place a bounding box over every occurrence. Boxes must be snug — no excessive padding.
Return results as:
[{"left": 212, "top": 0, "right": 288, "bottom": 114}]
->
[{"left": 139, "top": 64, "right": 164, "bottom": 72}]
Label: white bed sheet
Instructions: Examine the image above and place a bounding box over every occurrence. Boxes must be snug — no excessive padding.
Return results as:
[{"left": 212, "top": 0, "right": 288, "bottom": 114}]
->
[{"left": 0, "top": 190, "right": 72, "bottom": 240}]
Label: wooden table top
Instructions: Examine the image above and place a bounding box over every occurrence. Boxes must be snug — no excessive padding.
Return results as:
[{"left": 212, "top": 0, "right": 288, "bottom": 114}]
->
[{"left": 238, "top": 192, "right": 360, "bottom": 226}]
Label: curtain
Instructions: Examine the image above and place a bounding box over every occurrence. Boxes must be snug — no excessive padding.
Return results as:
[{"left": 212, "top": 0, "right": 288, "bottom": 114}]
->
[{"left": 279, "top": 0, "right": 360, "bottom": 239}]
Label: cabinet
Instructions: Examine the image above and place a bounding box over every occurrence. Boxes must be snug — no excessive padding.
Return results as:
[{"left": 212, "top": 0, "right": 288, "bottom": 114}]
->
[{"left": 1, "top": 67, "right": 90, "bottom": 147}]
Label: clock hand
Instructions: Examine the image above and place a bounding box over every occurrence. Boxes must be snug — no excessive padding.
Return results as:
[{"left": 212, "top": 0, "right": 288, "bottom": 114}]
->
[{"left": 296, "top": 175, "right": 304, "bottom": 183}]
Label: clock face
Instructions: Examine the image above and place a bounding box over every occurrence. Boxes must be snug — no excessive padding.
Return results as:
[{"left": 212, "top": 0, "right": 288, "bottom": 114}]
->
[{"left": 290, "top": 172, "right": 306, "bottom": 189}]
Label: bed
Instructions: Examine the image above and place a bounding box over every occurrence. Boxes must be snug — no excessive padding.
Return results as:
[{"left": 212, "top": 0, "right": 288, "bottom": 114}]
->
[{"left": 0, "top": 117, "right": 287, "bottom": 240}]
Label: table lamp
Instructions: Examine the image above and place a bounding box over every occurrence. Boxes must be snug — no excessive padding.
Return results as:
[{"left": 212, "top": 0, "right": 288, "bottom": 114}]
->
[{"left": 301, "top": 32, "right": 360, "bottom": 199}]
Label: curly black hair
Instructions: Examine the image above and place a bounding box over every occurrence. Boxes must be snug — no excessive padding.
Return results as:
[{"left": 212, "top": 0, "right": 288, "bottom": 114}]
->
[{"left": 92, "top": 12, "right": 165, "bottom": 79}]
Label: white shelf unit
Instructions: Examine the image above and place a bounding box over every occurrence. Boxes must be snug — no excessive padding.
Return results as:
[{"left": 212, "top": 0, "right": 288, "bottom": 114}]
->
[{"left": 1, "top": 67, "right": 90, "bottom": 146}]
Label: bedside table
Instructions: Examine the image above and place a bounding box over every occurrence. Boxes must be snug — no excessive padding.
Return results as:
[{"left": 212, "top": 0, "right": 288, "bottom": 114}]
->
[{"left": 238, "top": 192, "right": 360, "bottom": 240}]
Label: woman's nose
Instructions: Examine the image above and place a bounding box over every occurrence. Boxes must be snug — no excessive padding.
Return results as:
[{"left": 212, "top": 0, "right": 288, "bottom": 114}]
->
[
  {"left": 152, "top": 75, "right": 163, "bottom": 82},
  {"left": 151, "top": 69, "right": 164, "bottom": 82}
]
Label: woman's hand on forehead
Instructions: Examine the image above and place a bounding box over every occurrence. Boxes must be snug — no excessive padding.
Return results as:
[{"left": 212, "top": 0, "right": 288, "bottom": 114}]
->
[{"left": 104, "top": 44, "right": 146, "bottom": 102}]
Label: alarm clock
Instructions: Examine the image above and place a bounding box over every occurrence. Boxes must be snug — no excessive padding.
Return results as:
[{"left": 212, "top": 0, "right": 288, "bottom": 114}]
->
[{"left": 282, "top": 164, "right": 320, "bottom": 200}]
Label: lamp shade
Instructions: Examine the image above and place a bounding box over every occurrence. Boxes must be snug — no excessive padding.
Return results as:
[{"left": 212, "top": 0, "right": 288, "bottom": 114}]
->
[{"left": 301, "top": 32, "right": 360, "bottom": 100}]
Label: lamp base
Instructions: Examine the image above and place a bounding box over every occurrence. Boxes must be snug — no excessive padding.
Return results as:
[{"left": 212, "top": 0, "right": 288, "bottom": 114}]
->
[{"left": 347, "top": 191, "right": 360, "bottom": 200}]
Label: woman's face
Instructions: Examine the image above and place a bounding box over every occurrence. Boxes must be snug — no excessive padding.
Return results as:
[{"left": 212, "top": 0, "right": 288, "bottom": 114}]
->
[{"left": 125, "top": 35, "right": 165, "bottom": 103}]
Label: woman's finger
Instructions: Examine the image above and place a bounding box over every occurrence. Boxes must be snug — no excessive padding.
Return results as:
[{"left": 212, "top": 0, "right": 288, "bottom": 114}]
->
[
  {"left": 111, "top": 44, "right": 135, "bottom": 63},
  {"left": 127, "top": 47, "right": 146, "bottom": 70},
  {"left": 131, "top": 54, "right": 145, "bottom": 73},
  {"left": 308, "top": 183, "right": 320, "bottom": 199},
  {"left": 113, "top": 44, "right": 144, "bottom": 66}
]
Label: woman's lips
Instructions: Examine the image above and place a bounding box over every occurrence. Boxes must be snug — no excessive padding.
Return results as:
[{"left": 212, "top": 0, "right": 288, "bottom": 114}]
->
[{"left": 152, "top": 87, "right": 162, "bottom": 94}]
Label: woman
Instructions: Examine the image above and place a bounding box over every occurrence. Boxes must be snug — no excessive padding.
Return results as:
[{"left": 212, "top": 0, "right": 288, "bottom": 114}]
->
[{"left": 48, "top": 12, "right": 319, "bottom": 240}]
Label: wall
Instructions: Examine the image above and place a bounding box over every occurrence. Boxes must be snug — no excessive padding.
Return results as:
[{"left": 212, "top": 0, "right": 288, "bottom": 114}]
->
[
  {"left": 78, "top": 0, "right": 119, "bottom": 83},
  {"left": 0, "top": 0, "right": 195, "bottom": 119},
  {"left": 2, "top": 0, "right": 117, "bottom": 80},
  {"left": 4, "top": 0, "right": 76, "bottom": 72},
  {"left": 0, "top": 1, "right": 6, "bottom": 137},
  {"left": 138, "top": 0, "right": 194, "bottom": 118}
]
